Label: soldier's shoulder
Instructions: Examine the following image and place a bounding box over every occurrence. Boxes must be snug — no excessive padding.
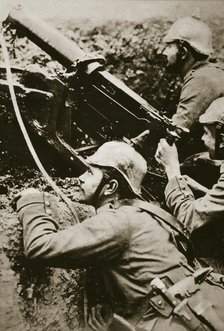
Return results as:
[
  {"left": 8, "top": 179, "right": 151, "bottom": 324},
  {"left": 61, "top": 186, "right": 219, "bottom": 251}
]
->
[{"left": 188, "top": 61, "right": 224, "bottom": 80}]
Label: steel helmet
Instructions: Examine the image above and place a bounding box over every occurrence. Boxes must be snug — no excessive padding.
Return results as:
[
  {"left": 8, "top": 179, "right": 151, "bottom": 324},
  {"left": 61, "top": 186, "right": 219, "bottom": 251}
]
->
[
  {"left": 86, "top": 141, "right": 147, "bottom": 195},
  {"left": 199, "top": 97, "right": 224, "bottom": 125},
  {"left": 164, "top": 16, "right": 213, "bottom": 56}
]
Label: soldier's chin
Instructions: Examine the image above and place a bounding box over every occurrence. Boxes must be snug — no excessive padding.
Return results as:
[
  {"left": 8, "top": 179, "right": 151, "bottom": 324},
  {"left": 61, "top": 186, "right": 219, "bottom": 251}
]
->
[
  {"left": 165, "top": 63, "right": 179, "bottom": 74},
  {"left": 71, "top": 191, "right": 86, "bottom": 203},
  {"left": 165, "top": 60, "right": 182, "bottom": 74},
  {"left": 208, "top": 149, "right": 216, "bottom": 160}
]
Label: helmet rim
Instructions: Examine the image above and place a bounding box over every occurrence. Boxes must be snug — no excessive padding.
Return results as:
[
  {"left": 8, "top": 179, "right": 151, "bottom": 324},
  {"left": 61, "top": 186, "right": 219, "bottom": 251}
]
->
[
  {"left": 163, "top": 16, "right": 213, "bottom": 56},
  {"left": 86, "top": 141, "right": 147, "bottom": 196}
]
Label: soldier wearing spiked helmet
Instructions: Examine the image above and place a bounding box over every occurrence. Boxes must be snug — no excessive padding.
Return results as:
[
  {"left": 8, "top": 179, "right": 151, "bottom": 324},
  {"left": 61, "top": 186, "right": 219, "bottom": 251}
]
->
[
  {"left": 14, "top": 131, "right": 224, "bottom": 330},
  {"left": 163, "top": 10, "right": 224, "bottom": 157}
]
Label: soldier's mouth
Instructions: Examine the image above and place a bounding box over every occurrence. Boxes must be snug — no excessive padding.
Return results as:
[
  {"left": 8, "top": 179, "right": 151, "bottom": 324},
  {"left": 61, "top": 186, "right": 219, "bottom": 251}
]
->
[{"left": 69, "top": 190, "right": 83, "bottom": 202}]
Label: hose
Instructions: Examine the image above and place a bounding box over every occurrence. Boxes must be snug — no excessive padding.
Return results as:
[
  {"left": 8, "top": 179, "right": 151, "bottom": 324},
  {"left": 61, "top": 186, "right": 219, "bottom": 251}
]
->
[{"left": 0, "top": 29, "right": 80, "bottom": 223}]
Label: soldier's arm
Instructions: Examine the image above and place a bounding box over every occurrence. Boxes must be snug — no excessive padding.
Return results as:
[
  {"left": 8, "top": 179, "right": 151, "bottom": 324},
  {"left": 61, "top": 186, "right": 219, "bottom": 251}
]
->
[
  {"left": 16, "top": 191, "right": 130, "bottom": 267},
  {"left": 165, "top": 163, "right": 224, "bottom": 232},
  {"left": 155, "top": 139, "right": 196, "bottom": 231},
  {"left": 172, "top": 75, "right": 217, "bottom": 129}
]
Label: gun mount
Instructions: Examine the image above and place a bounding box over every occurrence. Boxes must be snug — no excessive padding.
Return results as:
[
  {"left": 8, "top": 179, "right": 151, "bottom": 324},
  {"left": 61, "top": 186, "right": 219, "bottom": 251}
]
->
[{"left": 0, "top": 5, "right": 188, "bottom": 200}]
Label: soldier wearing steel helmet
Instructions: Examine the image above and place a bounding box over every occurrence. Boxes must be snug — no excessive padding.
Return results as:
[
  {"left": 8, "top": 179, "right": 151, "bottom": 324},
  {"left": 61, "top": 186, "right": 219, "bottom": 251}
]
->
[
  {"left": 15, "top": 138, "right": 224, "bottom": 330},
  {"left": 163, "top": 13, "right": 224, "bottom": 157},
  {"left": 155, "top": 97, "right": 224, "bottom": 257}
]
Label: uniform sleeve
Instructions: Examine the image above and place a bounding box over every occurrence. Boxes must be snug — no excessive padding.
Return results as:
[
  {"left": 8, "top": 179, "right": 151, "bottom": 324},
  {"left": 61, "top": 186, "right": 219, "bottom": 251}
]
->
[
  {"left": 165, "top": 164, "right": 224, "bottom": 233},
  {"left": 17, "top": 192, "right": 130, "bottom": 268},
  {"left": 172, "top": 75, "right": 217, "bottom": 129}
]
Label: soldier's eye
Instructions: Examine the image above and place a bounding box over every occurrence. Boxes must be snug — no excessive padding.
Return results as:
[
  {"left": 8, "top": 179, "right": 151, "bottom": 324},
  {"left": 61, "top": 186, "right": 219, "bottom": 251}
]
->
[{"left": 87, "top": 168, "right": 93, "bottom": 174}]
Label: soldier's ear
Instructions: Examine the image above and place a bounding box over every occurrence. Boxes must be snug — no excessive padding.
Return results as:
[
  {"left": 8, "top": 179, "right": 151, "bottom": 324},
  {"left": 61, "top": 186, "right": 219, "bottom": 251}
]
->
[
  {"left": 180, "top": 46, "right": 189, "bottom": 60},
  {"left": 220, "top": 133, "right": 224, "bottom": 148},
  {"left": 104, "top": 179, "right": 119, "bottom": 196}
]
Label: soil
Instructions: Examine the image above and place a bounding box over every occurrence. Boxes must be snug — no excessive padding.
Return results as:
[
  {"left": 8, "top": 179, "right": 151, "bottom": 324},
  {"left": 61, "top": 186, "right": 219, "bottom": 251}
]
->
[{"left": 1, "top": 8, "right": 224, "bottom": 331}]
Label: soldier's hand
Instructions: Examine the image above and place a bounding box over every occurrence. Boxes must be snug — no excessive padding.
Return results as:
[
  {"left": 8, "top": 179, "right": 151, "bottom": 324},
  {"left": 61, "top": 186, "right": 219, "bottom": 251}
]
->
[
  {"left": 12, "top": 188, "right": 41, "bottom": 210},
  {"left": 183, "top": 175, "right": 208, "bottom": 196},
  {"left": 155, "top": 139, "right": 181, "bottom": 179},
  {"left": 15, "top": 188, "right": 41, "bottom": 199},
  {"left": 155, "top": 138, "right": 179, "bottom": 166}
]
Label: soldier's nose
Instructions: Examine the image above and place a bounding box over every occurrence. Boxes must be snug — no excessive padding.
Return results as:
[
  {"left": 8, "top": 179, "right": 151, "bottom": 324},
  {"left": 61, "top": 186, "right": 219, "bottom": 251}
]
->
[
  {"left": 162, "top": 47, "right": 168, "bottom": 56},
  {"left": 77, "top": 176, "right": 84, "bottom": 185}
]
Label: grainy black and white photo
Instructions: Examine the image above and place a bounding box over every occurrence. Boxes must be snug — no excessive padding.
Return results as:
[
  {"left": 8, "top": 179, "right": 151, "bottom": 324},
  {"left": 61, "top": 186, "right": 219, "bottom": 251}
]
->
[{"left": 1, "top": 1, "right": 224, "bottom": 330}]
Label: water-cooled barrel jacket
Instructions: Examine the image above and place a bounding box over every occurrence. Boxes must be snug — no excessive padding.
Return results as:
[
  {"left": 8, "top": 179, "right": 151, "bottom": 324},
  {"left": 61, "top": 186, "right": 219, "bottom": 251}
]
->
[
  {"left": 172, "top": 60, "right": 224, "bottom": 129},
  {"left": 17, "top": 195, "right": 187, "bottom": 321}
]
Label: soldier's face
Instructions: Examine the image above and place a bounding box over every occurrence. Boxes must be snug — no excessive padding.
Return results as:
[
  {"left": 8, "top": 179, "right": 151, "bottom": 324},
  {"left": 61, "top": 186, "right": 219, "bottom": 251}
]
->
[
  {"left": 163, "top": 42, "right": 182, "bottom": 73},
  {"left": 73, "top": 166, "right": 104, "bottom": 204},
  {"left": 202, "top": 125, "right": 216, "bottom": 158}
]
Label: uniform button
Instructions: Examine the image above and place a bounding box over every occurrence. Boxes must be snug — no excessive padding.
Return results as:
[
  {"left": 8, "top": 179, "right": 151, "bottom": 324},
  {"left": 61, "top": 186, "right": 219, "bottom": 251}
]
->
[
  {"left": 46, "top": 208, "right": 52, "bottom": 216},
  {"left": 45, "top": 200, "right": 50, "bottom": 207},
  {"left": 45, "top": 193, "right": 50, "bottom": 198}
]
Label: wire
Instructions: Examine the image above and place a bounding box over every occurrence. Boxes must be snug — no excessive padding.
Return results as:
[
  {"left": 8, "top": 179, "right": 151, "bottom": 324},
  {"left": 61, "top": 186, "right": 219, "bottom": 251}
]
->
[{"left": 0, "top": 29, "right": 80, "bottom": 223}]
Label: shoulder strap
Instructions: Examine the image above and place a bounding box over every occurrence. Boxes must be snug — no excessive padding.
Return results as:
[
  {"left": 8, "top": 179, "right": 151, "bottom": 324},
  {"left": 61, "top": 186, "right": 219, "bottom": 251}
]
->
[
  {"left": 133, "top": 200, "right": 196, "bottom": 265},
  {"left": 207, "top": 62, "right": 224, "bottom": 71},
  {"left": 134, "top": 200, "right": 190, "bottom": 237}
]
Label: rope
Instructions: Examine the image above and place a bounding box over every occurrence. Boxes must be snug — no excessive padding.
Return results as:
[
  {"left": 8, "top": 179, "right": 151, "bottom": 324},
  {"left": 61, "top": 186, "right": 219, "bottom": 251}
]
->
[{"left": 0, "top": 29, "right": 80, "bottom": 223}]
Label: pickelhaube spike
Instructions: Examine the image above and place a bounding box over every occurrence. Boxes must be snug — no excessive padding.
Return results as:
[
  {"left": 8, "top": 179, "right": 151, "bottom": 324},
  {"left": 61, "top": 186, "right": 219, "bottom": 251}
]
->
[
  {"left": 130, "top": 130, "right": 150, "bottom": 149},
  {"left": 192, "top": 7, "right": 201, "bottom": 20},
  {"left": 122, "top": 130, "right": 150, "bottom": 157}
]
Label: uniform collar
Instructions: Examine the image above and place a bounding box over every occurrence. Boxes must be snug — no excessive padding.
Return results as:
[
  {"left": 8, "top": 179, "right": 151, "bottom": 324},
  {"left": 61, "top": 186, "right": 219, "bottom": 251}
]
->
[
  {"left": 189, "top": 59, "right": 210, "bottom": 71},
  {"left": 184, "top": 59, "right": 210, "bottom": 81},
  {"left": 96, "top": 198, "right": 141, "bottom": 214}
]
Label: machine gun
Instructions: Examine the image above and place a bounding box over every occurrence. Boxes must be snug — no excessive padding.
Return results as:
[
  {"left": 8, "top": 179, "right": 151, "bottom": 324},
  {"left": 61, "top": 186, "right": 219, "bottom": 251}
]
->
[{"left": 0, "top": 5, "right": 188, "bottom": 200}]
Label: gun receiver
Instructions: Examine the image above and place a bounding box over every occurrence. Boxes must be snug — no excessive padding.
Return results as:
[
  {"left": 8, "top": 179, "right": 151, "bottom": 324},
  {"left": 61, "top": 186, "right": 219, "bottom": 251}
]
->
[{"left": 1, "top": 5, "right": 188, "bottom": 199}]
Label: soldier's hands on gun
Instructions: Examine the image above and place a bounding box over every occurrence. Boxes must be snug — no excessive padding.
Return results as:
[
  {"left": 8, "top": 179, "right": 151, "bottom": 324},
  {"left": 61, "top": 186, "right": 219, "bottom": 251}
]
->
[
  {"left": 155, "top": 138, "right": 209, "bottom": 196},
  {"left": 155, "top": 138, "right": 181, "bottom": 179}
]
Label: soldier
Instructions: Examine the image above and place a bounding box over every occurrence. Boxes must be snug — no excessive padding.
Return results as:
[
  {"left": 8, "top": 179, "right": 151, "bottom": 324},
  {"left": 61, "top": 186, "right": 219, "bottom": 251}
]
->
[
  {"left": 163, "top": 13, "right": 224, "bottom": 157},
  {"left": 15, "top": 140, "right": 224, "bottom": 330},
  {"left": 155, "top": 97, "right": 224, "bottom": 257}
]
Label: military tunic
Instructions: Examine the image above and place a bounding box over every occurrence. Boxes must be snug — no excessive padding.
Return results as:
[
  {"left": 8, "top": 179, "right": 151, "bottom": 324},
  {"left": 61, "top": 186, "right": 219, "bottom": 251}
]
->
[
  {"left": 17, "top": 192, "right": 191, "bottom": 330},
  {"left": 172, "top": 60, "right": 224, "bottom": 130},
  {"left": 165, "top": 163, "right": 224, "bottom": 257}
]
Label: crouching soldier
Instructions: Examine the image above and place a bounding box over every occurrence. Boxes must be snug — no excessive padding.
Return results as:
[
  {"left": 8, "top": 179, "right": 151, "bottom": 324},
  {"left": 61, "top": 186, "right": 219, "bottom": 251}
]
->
[
  {"left": 15, "top": 140, "right": 224, "bottom": 330},
  {"left": 155, "top": 97, "right": 224, "bottom": 258},
  {"left": 162, "top": 12, "right": 224, "bottom": 158}
]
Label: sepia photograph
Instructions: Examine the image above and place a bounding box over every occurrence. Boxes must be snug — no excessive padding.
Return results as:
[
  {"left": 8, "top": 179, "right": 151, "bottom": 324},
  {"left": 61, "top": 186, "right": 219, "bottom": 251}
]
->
[{"left": 1, "top": 1, "right": 224, "bottom": 330}]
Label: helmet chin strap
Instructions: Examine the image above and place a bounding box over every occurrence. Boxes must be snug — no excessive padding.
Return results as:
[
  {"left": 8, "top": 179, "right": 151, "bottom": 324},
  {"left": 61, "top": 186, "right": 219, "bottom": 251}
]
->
[
  {"left": 90, "top": 169, "right": 139, "bottom": 207},
  {"left": 91, "top": 174, "right": 110, "bottom": 207}
]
